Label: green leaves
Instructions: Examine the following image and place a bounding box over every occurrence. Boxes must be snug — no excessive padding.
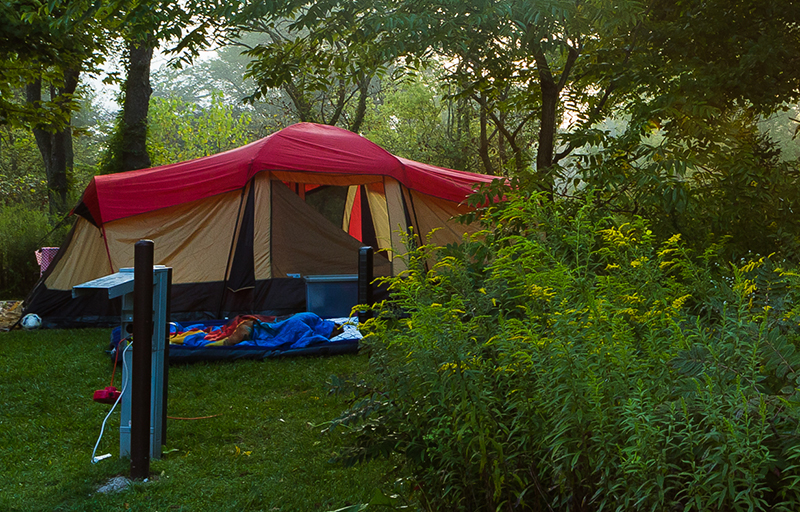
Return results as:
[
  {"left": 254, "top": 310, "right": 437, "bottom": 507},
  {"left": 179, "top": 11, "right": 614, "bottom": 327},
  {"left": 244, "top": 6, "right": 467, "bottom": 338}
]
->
[
  {"left": 0, "top": 204, "right": 64, "bottom": 297},
  {"left": 238, "top": 1, "right": 392, "bottom": 131},
  {"left": 147, "top": 91, "right": 255, "bottom": 167}
]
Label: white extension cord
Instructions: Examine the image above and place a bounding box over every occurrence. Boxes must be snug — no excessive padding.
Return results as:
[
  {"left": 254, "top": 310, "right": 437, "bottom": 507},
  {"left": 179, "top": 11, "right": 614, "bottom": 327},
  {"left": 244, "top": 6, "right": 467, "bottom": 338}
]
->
[{"left": 91, "top": 340, "right": 132, "bottom": 464}]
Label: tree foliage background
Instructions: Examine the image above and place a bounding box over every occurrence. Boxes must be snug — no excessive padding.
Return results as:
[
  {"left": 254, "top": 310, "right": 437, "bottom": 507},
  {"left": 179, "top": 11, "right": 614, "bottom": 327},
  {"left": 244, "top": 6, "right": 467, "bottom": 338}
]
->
[{"left": 4, "top": 1, "right": 800, "bottom": 506}]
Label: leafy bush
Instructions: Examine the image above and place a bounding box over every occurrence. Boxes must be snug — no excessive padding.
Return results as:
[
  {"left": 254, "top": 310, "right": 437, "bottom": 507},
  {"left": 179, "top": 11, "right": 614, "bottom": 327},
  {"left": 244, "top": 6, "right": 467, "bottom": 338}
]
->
[
  {"left": 0, "top": 205, "right": 64, "bottom": 298},
  {"left": 0, "top": 126, "right": 49, "bottom": 208},
  {"left": 0, "top": 172, "right": 48, "bottom": 208},
  {"left": 328, "top": 190, "right": 800, "bottom": 511},
  {"left": 147, "top": 91, "right": 255, "bottom": 167}
]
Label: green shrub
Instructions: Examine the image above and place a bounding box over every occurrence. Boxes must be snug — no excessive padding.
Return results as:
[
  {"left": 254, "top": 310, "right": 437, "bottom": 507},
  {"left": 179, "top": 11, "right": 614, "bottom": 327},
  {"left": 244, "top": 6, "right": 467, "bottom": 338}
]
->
[
  {"left": 0, "top": 172, "right": 49, "bottom": 208},
  {"left": 0, "top": 205, "right": 64, "bottom": 298},
  {"left": 328, "top": 191, "right": 800, "bottom": 511}
]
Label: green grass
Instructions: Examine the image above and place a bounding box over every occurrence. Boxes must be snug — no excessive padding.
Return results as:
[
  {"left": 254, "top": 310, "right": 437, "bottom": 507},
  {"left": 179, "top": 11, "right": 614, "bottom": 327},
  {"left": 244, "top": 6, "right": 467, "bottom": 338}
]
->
[{"left": 0, "top": 329, "right": 392, "bottom": 511}]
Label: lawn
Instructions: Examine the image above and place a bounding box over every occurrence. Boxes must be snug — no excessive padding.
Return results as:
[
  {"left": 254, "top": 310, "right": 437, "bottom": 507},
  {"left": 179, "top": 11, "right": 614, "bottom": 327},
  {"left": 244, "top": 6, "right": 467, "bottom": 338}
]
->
[{"left": 0, "top": 328, "right": 392, "bottom": 512}]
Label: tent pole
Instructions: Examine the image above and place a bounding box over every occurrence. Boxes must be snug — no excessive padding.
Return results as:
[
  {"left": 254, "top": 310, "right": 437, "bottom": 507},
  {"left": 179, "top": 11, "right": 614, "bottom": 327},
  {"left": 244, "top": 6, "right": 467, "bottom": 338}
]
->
[{"left": 358, "top": 247, "right": 373, "bottom": 323}]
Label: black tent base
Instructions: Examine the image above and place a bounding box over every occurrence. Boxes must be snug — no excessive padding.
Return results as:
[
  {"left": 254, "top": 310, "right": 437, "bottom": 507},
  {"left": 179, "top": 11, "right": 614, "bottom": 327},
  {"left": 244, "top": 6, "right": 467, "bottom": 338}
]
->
[{"left": 26, "top": 278, "right": 388, "bottom": 330}]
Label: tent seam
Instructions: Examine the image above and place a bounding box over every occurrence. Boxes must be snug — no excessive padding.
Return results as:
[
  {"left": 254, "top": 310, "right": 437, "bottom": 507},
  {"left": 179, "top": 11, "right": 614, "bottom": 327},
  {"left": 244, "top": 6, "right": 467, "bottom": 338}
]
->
[
  {"left": 101, "top": 225, "right": 115, "bottom": 273},
  {"left": 218, "top": 183, "right": 250, "bottom": 317}
]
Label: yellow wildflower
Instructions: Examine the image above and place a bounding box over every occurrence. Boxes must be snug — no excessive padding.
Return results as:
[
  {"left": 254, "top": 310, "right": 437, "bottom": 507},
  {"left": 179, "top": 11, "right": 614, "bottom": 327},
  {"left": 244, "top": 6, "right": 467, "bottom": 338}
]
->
[{"left": 672, "top": 294, "right": 692, "bottom": 310}]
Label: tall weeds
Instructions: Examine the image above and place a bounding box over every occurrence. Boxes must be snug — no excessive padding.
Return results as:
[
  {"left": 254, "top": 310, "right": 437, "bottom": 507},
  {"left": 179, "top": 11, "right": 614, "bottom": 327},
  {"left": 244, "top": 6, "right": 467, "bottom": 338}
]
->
[
  {"left": 0, "top": 205, "right": 61, "bottom": 298},
  {"left": 328, "top": 191, "right": 800, "bottom": 511}
]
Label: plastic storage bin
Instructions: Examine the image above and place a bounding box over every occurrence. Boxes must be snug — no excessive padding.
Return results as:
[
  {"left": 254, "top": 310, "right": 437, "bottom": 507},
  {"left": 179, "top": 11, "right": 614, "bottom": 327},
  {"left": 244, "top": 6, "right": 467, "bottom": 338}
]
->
[{"left": 304, "top": 274, "right": 358, "bottom": 318}]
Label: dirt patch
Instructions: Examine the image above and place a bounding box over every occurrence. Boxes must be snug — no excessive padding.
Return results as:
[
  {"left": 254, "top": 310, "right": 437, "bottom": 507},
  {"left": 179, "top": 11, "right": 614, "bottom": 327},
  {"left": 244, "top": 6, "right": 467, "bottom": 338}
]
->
[{"left": 0, "top": 301, "right": 23, "bottom": 331}]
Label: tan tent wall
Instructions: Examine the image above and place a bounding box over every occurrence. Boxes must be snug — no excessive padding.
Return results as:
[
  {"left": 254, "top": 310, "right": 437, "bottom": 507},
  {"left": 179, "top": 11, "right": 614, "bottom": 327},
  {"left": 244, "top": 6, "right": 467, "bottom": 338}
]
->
[
  {"left": 342, "top": 185, "right": 358, "bottom": 232},
  {"left": 403, "top": 188, "right": 481, "bottom": 248},
  {"left": 385, "top": 178, "right": 409, "bottom": 274},
  {"left": 365, "top": 182, "right": 391, "bottom": 256},
  {"left": 252, "top": 172, "right": 273, "bottom": 281},
  {"left": 44, "top": 217, "right": 112, "bottom": 291},
  {"left": 104, "top": 190, "right": 243, "bottom": 285},
  {"left": 364, "top": 178, "right": 412, "bottom": 274},
  {"left": 45, "top": 178, "right": 473, "bottom": 293}
]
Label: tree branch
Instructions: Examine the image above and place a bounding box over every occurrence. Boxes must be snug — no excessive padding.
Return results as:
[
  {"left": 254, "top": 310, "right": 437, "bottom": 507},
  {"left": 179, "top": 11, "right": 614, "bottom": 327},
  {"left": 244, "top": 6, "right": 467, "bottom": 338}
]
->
[{"left": 556, "top": 45, "right": 579, "bottom": 93}]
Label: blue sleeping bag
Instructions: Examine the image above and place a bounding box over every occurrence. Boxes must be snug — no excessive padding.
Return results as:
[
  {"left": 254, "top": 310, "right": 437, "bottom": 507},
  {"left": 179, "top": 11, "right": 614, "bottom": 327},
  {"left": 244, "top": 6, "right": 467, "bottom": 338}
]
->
[
  {"left": 180, "top": 312, "right": 335, "bottom": 349},
  {"left": 110, "top": 313, "right": 360, "bottom": 363}
]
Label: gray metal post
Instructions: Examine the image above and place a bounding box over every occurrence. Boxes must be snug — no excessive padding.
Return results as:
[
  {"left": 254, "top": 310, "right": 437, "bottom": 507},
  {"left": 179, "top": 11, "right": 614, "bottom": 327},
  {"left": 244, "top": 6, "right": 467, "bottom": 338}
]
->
[
  {"left": 161, "top": 267, "right": 172, "bottom": 445},
  {"left": 131, "top": 240, "right": 153, "bottom": 480}
]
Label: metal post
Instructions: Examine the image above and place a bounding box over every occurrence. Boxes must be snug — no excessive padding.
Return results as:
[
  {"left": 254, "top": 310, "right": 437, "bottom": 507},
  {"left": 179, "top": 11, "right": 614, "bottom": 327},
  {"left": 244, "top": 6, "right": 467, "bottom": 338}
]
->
[
  {"left": 358, "top": 246, "right": 373, "bottom": 323},
  {"left": 131, "top": 240, "right": 153, "bottom": 480},
  {"left": 161, "top": 267, "right": 172, "bottom": 445}
]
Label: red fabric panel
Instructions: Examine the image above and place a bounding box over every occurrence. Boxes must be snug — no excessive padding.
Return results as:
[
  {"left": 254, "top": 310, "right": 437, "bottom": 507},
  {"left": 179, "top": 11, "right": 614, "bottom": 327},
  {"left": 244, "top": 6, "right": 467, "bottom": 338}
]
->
[
  {"left": 77, "top": 123, "right": 500, "bottom": 226},
  {"left": 396, "top": 157, "right": 497, "bottom": 203},
  {"left": 349, "top": 187, "right": 362, "bottom": 242},
  {"left": 256, "top": 123, "right": 402, "bottom": 177},
  {"left": 79, "top": 139, "right": 262, "bottom": 225}
]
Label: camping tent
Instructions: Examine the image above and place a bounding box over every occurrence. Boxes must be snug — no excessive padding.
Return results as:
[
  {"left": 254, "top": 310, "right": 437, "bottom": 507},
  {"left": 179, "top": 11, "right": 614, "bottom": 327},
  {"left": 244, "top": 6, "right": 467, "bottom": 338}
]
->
[{"left": 25, "top": 122, "right": 499, "bottom": 327}]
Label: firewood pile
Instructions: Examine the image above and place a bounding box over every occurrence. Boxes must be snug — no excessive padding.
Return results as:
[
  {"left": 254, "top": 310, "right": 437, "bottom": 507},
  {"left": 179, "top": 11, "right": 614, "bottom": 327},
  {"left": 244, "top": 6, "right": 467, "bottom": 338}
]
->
[{"left": 0, "top": 301, "right": 23, "bottom": 331}]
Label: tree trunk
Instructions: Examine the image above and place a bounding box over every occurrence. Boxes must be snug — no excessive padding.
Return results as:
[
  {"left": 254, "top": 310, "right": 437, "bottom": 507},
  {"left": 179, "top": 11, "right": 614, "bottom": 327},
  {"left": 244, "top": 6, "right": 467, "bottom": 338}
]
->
[
  {"left": 477, "top": 93, "right": 495, "bottom": 175},
  {"left": 485, "top": 106, "right": 526, "bottom": 178},
  {"left": 327, "top": 77, "right": 348, "bottom": 127},
  {"left": 26, "top": 67, "right": 79, "bottom": 216},
  {"left": 535, "top": 44, "right": 578, "bottom": 197},
  {"left": 498, "top": 110, "right": 510, "bottom": 169},
  {"left": 451, "top": 96, "right": 470, "bottom": 171},
  {"left": 537, "top": 81, "right": 557, "bottom": 180},
  {"left": 284, "top": 81, "right": 314, "bottom": 123},
  {"left": 534, "top": 47, "right": 559, "bottom": 197},
  {"left": 120, "top": 40, "right": 154, "bottom": 172},
  {"left": 349, "top": 74, "right": 371, "bottom": 133}
]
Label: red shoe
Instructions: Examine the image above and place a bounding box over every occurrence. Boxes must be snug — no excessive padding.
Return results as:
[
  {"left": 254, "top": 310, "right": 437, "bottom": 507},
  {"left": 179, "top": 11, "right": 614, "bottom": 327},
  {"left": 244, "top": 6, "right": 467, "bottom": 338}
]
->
[{"left": 93, "top": 386, "right": 121, "bottom": 404}]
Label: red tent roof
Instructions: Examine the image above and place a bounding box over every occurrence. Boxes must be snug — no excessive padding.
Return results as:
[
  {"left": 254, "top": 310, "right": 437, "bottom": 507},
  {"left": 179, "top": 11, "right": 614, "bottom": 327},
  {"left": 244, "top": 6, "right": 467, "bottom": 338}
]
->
[{"left": 77, "top": 123, "right": 499, "bottom": 226}]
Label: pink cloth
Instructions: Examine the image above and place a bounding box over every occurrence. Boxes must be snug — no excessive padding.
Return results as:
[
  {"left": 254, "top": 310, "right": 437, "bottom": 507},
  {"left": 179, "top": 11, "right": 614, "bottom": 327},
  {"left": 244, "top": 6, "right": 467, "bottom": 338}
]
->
[{"left": 35, "top": 247, "right": 59, "bottom": 276}]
